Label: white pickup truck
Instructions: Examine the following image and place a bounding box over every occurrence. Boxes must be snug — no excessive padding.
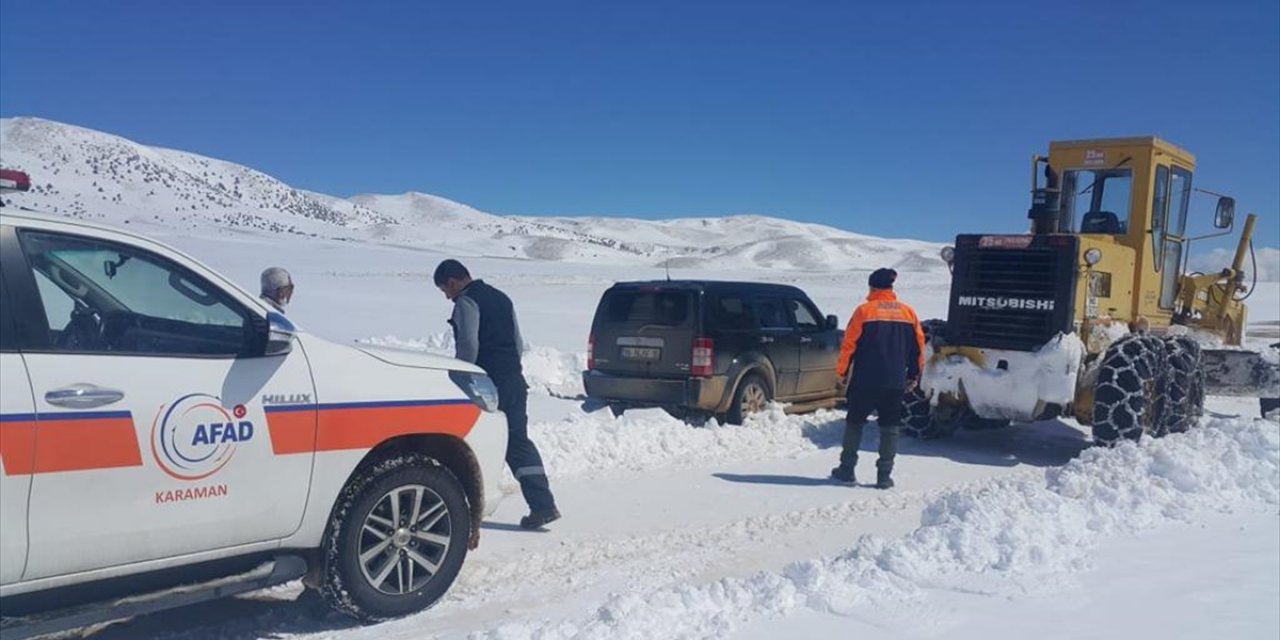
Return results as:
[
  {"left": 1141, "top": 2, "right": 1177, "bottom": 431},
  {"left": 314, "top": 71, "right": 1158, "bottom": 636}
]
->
[{"left": 0, "top": 171, "right": 507, "bottom": 638}]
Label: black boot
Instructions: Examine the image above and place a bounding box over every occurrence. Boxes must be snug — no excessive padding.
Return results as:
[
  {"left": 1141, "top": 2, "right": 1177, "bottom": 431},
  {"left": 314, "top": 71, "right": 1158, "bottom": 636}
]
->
[
  {"left": 830, "top": 465, "right": 855, "bottom": 485},
  {"left": 519, "top": 507, "right": 562, "bottom": 530},
  {"left": 875, "top": 469, "right": 894, "bottom": 490}
]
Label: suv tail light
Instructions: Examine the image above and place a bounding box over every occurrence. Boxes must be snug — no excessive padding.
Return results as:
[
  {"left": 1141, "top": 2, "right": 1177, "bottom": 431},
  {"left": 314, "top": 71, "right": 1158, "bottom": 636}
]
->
[
  {"left": 692, "top": 337, "right": 714, "bottom": 377},
  {"left": 587, "top": 334, "right": 595, "bottom": 370}
]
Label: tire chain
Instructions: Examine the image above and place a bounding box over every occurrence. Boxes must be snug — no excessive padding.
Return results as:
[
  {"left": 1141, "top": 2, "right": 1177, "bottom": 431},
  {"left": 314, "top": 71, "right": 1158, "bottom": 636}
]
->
[
  {"left": 1092, "top": 334, "right": 1168, "bottom": 445},
  {"left": 1156, "top": 336, "right": 1205, "bottom": 436},
  {"left": 902, "top": 319, "right": 958, "bottom": 440}
]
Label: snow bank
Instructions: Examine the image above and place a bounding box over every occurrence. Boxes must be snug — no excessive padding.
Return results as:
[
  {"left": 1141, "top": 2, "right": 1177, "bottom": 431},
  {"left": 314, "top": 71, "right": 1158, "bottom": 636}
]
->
[
  {"left": 924, "top": 333, "right": 1085, "bottom": 421},
  {"left": 474, "top": 415, "right": 1280, "bottom": 639},
  {"left": 358, "top": 333, "right": 587, "bottom": 398},
  {"left": 531, "top": 404, "right": 845, "bottom": 480},
  {"left": 358, "top": 335, "right": 851, "bottom": 480}
]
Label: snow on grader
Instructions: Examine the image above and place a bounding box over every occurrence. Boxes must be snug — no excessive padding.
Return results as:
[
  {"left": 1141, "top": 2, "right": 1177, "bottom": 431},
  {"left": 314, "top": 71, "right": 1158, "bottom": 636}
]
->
[{"left": 911, "top": 137, "right": 1280, "bottom": 444}]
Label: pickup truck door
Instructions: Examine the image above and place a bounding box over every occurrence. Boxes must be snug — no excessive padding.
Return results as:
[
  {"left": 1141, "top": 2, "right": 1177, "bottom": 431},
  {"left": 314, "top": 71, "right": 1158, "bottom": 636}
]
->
[
  {"left": 0, "top": 251, "right": 36, "bottom": 585},
  {"left": 8, "top": 226, "right": 317, "bottom": 580}
]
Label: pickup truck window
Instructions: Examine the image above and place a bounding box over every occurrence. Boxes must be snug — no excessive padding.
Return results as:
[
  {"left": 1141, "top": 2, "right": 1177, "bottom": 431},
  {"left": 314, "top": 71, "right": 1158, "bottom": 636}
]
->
[{"left": 19, "top": 230, "right": 254, "bottom": 356}]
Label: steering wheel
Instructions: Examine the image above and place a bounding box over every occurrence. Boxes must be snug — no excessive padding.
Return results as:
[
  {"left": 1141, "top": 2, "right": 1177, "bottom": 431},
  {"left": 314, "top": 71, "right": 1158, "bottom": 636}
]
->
[
  {"left": 58, "top": 302, "right": 104, "bottom": 350},
  {"left": 98, "top": 310, "right": 141, "bottom": 351}
]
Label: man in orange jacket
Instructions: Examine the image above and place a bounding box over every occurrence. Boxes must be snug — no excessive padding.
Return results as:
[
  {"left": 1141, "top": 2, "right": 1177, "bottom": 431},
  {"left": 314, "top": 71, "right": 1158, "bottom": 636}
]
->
[{"left": 831, "top": 268, "right": 926, "bottom": 489}]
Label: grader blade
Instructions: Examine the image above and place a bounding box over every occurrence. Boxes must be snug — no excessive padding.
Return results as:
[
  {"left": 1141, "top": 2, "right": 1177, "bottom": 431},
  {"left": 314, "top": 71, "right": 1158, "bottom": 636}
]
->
[{"left": 1201, "top": 348, "right": 1280, "bottom": 397}]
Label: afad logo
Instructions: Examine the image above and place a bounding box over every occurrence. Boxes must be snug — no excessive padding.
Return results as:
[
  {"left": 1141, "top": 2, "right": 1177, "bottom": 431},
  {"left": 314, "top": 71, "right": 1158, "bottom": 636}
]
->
[{"left": 149, "top": 393, "right": 254, "bottom": 481}]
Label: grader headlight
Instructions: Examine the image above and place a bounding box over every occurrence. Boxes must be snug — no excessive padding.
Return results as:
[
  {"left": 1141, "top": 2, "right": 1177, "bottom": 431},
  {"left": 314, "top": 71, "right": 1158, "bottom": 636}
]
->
[{"left": 1084, "top": 248, "right": 1103, "bottom": 266}]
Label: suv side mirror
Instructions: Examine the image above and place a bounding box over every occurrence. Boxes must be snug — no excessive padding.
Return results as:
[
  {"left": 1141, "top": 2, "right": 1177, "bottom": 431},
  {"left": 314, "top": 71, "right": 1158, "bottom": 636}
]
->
[
  {"left": 825, "top": 315, "right": 839, "bottom": 330},
  {"left": 264, "top": 311, "right": 295, "bottom": 356},
  {"left": 1214, "top": 197, "right": 1235, "bottom": 229}
]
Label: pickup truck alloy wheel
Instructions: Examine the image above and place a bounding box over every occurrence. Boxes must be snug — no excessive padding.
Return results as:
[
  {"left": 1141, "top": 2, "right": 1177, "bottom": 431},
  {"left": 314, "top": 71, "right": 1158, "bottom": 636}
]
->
[
  {"left": 319, "top": 453, "right": 470, "bottom": 621},
  {"left": 358, "top": 484, "right": 453, "bottom": 595}
]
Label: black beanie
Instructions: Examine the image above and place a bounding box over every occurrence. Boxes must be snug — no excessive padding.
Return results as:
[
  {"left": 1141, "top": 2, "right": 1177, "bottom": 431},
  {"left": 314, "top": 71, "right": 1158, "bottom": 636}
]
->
[{"left": 868, "top": 268, "right": 897, "bottom": 289}]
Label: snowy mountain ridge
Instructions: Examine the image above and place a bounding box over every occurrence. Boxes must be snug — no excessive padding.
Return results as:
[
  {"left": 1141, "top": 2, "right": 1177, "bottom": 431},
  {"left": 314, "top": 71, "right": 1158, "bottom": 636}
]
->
[{"left": 0, "top": 117, "right": 944, "bottom": 273}]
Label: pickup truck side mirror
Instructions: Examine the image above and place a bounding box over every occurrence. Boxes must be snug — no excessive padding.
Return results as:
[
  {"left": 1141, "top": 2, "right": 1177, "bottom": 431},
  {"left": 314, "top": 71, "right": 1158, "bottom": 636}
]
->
[
  {"left": 264, "top": 312, "right": 295, "bottom": 356},
  {"left": 826, "top": 315, "right": 839, "bottom": 330}
]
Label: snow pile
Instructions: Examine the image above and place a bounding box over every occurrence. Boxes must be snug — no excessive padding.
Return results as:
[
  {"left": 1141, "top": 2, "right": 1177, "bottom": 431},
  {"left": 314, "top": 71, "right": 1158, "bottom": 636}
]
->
[
  {"left": 1083, "top": 318, "right": 1131, "bottom": 353},
  {"left": 521, "top": 347, "right": 589, "bottom": 398},
  {"left": 531, "top": 404, "right": 845, "bottom": 480},
  {"left": 357, "top": 334, "right": 587, "bottom": 398},
  {"left": 361, "top": 333, "right": 458, "bottom": 354},
  {"left": 475, "top": 415, "right": 1280, "bottom": 639},
  {"left": 924, "top": 333, "right": 1085, "bottom": 421}
]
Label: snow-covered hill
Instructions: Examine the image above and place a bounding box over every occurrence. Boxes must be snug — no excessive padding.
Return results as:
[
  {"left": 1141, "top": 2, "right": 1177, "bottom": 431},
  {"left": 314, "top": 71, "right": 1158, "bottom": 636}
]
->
[{"left": 0, "top": 117, "right": 945, "bottom": 273}]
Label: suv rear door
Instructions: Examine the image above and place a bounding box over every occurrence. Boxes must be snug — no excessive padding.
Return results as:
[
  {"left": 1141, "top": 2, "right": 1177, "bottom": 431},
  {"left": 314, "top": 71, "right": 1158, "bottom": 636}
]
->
[
  {"left": 751, "top": 294, "right": 800, "bottom": 399},
  {"left": 591, "top": 286, "right": 698, "bottom": 378},
  {"left": 7, "top": 224, "right": 318, "bottom": 580}
]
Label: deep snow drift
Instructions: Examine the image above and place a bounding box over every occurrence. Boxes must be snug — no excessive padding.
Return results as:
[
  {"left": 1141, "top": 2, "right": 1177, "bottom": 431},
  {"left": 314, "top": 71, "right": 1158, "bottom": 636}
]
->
[{"left": 472, "top": 414, "right": 1279, "bottom": 640}]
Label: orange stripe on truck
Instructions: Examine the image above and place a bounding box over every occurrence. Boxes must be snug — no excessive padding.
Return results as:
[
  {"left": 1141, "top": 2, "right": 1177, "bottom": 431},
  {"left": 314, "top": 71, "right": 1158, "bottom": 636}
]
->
[
  {"left": 265, "top": 400, "right": 481, "bottom": 455},
  {"left": 0, "top": 412, "right": 141, "bottom": 475},
  {"left": 0, "top": 416, "right": 38, "bottom": 475}
]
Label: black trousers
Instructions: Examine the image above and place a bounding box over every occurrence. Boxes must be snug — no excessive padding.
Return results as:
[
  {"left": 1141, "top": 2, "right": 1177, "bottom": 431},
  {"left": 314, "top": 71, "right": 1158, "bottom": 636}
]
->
[
  {"left": 494, "top": 373, "right": 557, "bottom": 513},
  {"left": 838, "top": 386, "right": 904, "bottom": 473}
]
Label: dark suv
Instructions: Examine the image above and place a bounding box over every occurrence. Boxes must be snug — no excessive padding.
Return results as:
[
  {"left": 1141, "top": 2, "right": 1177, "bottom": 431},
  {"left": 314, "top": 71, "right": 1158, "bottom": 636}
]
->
[{"left": 583, "top": 280, "right": 844, "bottom": 424}]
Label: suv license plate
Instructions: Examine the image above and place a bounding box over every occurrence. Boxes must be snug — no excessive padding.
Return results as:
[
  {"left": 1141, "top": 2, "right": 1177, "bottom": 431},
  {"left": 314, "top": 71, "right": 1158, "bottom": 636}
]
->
[{"left": 621, "top": 346, "right": 661, "bottom": 361}]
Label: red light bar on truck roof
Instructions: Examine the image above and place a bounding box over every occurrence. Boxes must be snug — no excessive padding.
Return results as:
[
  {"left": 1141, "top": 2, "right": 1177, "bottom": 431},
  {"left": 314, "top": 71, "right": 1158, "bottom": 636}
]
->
[{"left": 0, "top": 169, "right": 31, "bottom": 192}]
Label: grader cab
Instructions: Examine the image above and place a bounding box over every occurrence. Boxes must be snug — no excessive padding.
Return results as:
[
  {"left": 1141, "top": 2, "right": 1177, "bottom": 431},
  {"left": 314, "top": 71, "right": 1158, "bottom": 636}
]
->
[{"left": 914, "top": 136, "right": 1279, "bottom": 443}]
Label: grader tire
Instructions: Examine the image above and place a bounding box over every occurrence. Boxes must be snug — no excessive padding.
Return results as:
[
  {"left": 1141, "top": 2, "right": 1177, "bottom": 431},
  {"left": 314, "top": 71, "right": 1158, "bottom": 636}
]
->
[
  {"left": 1156, "top": 336, "right": 1205, "bottom": 436},
  {"left": 1092, "top": 335, "right": 1167, "bottom": 445},
  {"left": 900, "top": 319, "right": 957, "bottom": 440},
  {"left": 902, "top": 385, "right": 959, "bottom": 440}
]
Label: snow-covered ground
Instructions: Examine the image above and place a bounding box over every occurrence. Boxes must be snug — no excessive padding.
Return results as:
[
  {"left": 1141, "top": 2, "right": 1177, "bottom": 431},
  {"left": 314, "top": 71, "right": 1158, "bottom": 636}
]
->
[
  {"left": 3, "top": 117, "right": 1278, "bottom": 639},
  {"left": 58, "top": 231, "right": 1277, "bottom": 640}
]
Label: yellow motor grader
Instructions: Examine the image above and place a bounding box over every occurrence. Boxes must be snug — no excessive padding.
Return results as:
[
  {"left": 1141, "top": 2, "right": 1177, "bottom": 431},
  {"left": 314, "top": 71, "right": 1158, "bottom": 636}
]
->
[{"left": 910, "top": 136, "right": 1279, "bottom": 443}]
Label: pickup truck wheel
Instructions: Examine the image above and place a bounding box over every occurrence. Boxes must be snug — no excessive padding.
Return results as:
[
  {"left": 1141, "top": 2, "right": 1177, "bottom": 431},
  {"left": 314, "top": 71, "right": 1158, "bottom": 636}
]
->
[
  {"left": 318, "top": 453, "right": 470, "bottom": 622},
  {"left": 726, "top": 374, "right": 770, "bottom": 425}
]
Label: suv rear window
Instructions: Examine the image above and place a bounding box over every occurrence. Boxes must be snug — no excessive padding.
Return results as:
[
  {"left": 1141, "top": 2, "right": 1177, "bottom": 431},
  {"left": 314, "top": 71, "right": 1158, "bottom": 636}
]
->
[
  {"left": 602, "top": 290, "right": 692, "bottom": 327},
  {"left": 711, "top": 294, "right": 755, "bottom": 331}
]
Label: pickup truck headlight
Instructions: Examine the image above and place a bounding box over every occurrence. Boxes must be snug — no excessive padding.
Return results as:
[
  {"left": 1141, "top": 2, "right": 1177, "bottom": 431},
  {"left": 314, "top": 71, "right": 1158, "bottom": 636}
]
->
[{"left": 449, "top": 371, "right": 500, "bottom": 412}]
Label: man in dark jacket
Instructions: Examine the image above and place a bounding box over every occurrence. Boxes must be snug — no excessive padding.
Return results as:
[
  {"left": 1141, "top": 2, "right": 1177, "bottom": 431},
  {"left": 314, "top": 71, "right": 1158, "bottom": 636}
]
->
[
  {"left": 434, "top": 260, "right": 560, "bottom": 529},
  {"left": 831, "top": 268, "right": 925, "bottom": 489}
]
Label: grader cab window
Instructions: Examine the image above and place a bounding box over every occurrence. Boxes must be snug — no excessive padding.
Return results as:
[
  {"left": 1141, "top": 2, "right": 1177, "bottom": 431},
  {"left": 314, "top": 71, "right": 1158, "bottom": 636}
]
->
[{"left": 1061, "top": 168, "right": 1134, "bottom": 234}]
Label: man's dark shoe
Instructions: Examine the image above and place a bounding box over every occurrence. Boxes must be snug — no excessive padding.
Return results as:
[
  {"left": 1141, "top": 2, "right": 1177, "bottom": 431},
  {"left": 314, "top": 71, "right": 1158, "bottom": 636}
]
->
[
  {"left": 830, "top": 466, "right": 855, "bottom": 485},
  {"left": 519, "top": 508, "right": 561, "bottom": 530},
  {"left": 875, "top": 471, "right": 894, "bottom": 490}
]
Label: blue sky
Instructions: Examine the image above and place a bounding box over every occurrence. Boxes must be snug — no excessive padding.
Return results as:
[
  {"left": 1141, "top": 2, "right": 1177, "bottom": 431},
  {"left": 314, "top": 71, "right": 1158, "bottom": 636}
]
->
[{"left": 1, "top": 0, "right": 1276, "bottom": 247}]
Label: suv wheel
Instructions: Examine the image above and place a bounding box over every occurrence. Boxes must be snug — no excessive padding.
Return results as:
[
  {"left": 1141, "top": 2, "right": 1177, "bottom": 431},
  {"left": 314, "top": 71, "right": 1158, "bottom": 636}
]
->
[
  {"left": 318, "top": 453, "right": 470, "bottom": 621},
  {"left": 727, "top": 373, "right": 770, "bottom": 425}
]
